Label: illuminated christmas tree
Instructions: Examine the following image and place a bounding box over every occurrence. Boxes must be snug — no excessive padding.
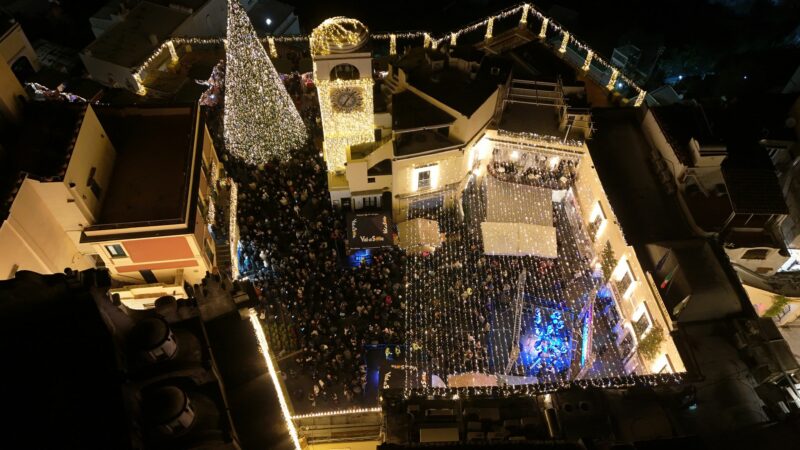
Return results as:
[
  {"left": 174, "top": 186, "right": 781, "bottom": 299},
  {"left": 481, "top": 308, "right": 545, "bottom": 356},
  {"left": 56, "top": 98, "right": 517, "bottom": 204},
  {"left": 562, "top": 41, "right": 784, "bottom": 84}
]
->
[{"left": 224, "top": 0, "right": 306, "bottom": 164}]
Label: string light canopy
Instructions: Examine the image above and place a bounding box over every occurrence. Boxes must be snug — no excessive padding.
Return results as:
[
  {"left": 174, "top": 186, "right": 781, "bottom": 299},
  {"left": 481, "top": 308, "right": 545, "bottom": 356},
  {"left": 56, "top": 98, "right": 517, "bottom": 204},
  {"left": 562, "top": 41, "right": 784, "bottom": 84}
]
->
[
  {"left": 223, "top": 0, "right": 306, "bottom": 164},
  {"left": 403, "top": 135, "right": 686, "bottom": 398}
]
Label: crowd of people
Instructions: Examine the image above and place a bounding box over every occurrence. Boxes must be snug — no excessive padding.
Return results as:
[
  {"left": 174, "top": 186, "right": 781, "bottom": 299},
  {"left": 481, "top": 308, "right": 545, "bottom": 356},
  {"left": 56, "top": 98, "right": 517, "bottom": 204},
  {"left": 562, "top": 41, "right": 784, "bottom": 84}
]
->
[
  {"left": 404, "top": 178, "right": 600, "bottom": 385},
  {"left": 490, "top": 150, "right": 579, "bottom": 190},
  {"left": 206, "top": 58, "right": 604, "bottom": 407},
  {"left": 212, "top": 71, "right": 406, "bottom": 411}
]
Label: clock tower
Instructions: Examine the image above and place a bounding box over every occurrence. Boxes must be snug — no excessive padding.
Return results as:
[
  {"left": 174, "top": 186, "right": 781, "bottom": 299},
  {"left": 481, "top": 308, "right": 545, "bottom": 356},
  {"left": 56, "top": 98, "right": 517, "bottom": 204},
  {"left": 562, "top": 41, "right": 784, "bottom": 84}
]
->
[{"left": 310, "top": 17, "right": 374, "bottom": 173}]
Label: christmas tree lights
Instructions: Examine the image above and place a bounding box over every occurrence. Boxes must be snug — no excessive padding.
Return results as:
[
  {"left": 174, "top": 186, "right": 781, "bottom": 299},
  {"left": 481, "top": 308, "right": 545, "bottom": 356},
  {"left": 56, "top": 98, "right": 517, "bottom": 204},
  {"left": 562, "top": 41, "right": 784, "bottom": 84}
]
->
[{"left": 223, "top": 0, "right": 306, "bottom": 164}]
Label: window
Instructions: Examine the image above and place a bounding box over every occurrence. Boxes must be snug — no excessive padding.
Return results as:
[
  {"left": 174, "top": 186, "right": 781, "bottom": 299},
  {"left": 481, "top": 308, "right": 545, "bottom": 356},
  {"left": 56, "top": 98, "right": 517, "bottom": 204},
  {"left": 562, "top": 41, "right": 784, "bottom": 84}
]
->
[
  {"left": 198, "top": 194, "right": 208, "bottom": 218},
  {"left": 619, "top": 332, "right": 635, "bottom": 358},
  {"left": 330, "top": 63, "right": 360, "bottom": 81},
  {"left": 417, "top": 170, "right": 432, "bottom": 190},
  {"left": 587, "top": 202, "right": 606, "bottom": 241},
  {"left": 139, "top": 270, "right": 158, "bottom": 284},
  {"left": 363, "top": 196, "right": 378, "bottom": 208},
  {"left": 631, "top": 302, "right": 653, "bottom": 339},
  {"left": 105, "top": 244, "right": 126, "bottom": 258},
  {"left": 367, "top": 177, "right": 376, "bottom": 183},
  {"left": 742, "top": 248, "right": 769, "bottom": 260},
  {"left": 653, "top": 355, "right": 674, "bottom": 374},
  {"left": 613, "top": 259, "right": 636, "bottom": 297},
  {"left": 616, "top": 270, "right": 633, "bottom": 295},
  {"left": 87, "top": 167, "right": 102, "bottom": 199},
  {"left": 412, "top": 164, "right": 438, "bottom": 192}
]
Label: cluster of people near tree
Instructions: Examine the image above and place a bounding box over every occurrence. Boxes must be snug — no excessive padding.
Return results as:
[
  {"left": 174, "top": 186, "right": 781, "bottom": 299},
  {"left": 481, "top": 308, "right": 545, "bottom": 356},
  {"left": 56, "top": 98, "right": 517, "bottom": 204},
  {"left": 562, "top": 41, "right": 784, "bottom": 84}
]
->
[{"left": 210, "top": 70, "right": 405, "bottom": 410}]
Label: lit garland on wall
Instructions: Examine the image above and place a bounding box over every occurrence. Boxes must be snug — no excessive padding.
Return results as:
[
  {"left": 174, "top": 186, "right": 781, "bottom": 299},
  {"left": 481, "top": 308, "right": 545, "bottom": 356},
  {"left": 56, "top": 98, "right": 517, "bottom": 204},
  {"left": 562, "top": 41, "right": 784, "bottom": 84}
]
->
[
  {"left": 249, "top": 309, "right": 301, "bottom": 450},
  {"left": 634, "top": 89, "right": 647, "bottom": 107},
  {"left": 559, "top": 32, "right": 570, "bottom": 53},
  {"left": 450, "top": 33, "right": 458, "bottom": 46},
  {"left": 389, "top": 34, "right": 397, "bottom": 55},
  {"left": 424, "top": 33, "right": 432, "bottom": 48},
  {"left": 207, "top": 159, "right": 219, "bottom": 225},
  {"left": 582, "top": 50, "right": 593, "bottom": 71},
  {"left": 267, "top": 36, "right": 278, "bottom": 58},
  {"left": 166, "top": 40, "right": 178, "bottom": 63},
  {"left": 606, "top": 68, "right": 619, "bottom": 91},
  {"left": 315, "top": 78, "right": 375, "bottom": 170},
  {"left": 539, "top": 17, "right": 549, "bottom": 38},
  {"left": 229, "top": 179, "right": 239, "bottom": 280},
  {"left": 520, "top": 3, "right": 530, "bottom": 24},
  {"left": 132, "top": 73, "right": 146, "bottom": 96},
  {"left": 223, "top": 0, "right": 306, "bottom": 164},
  {"left": 485, "top": 17, "right": 494, "bottom": 41},
  {"left": 207, "top": 194, "right": 216, "bottom": 224}
]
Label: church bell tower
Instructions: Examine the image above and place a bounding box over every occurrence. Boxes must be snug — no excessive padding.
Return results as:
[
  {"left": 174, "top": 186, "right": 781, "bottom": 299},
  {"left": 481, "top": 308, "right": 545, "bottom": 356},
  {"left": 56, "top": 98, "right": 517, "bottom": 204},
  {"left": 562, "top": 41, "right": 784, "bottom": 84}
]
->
[{"left": 310, "top": 17, "right": 375, "bottom": 173}]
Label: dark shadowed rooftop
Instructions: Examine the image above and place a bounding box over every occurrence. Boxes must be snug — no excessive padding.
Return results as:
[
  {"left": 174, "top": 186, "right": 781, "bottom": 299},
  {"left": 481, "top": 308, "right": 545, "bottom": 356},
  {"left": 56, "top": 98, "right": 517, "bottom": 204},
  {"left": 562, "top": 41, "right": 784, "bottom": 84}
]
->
[
  {"left": 392, "top": 90, "right": 455, "bottom": 131},
  {"left": 94, "top": 104, "right": 197, "bottom": 225}
]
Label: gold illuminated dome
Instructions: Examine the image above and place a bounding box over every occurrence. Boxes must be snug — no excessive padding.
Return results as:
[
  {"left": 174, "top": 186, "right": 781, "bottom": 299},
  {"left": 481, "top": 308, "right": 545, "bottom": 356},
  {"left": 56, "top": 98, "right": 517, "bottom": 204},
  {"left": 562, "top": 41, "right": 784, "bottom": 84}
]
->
[{"left": 310, "top": 17, "right": 369, "bottom": 56}]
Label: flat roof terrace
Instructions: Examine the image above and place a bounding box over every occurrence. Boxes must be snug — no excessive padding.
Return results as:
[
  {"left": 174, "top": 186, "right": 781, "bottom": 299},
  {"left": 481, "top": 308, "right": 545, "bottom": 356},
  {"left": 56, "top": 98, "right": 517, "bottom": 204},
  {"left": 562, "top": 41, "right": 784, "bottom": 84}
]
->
[
  {"left": 83, "top": 2, "right": 188, "bottom": 68},
  {"left": 95, "top": 105, "right": 196, "bottom": 225}
]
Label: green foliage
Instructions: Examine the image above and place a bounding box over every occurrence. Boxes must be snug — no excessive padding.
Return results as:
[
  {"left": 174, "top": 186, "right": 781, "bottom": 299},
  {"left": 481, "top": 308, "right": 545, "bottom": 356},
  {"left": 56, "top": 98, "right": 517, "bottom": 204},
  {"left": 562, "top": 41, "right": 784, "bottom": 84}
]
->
[
  {"left": 636, "top": 323, "right": 665, "bottom": 361},
  {"left": 764, "top": 295, "right": 790, "bottom": 318},
  {"left": 600, "top": 241, "right": 617, "bottom": 282}
]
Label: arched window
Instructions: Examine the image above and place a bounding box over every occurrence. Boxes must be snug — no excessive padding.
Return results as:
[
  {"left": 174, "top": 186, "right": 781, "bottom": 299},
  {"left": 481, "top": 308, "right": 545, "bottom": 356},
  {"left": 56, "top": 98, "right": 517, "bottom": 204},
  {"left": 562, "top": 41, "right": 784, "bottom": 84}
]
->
[{"left": 330, "top": 63, "right": 360, "bottom": 81}]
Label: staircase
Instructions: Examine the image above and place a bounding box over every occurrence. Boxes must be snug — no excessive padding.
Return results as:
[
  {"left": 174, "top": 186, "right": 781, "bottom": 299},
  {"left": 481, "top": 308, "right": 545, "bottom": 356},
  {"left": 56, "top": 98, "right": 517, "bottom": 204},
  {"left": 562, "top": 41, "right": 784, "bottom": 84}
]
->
[
  {"left": 382, "top": 71, "right": 403, "bottom": 95},
  {"left": 215, "top": 242, "right": 232, "bottom": 278}
]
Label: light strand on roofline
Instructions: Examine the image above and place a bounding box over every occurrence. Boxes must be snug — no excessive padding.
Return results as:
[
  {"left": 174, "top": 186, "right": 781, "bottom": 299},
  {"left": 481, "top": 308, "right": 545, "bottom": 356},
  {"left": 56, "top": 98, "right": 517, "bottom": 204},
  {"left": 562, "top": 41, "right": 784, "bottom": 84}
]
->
[
  {"left": 249, "top": 309, "right": 301, "bottom": 450},
  {"left": 133, "top": 3, "right": 647, "bottom": 102}
]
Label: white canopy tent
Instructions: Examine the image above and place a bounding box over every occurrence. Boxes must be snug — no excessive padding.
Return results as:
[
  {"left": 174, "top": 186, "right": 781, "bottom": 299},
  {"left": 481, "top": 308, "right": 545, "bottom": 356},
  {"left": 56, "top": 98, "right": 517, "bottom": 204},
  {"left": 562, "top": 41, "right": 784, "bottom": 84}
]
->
[{"left": 398, "top": 218, "right": 441, "bottom": 253}]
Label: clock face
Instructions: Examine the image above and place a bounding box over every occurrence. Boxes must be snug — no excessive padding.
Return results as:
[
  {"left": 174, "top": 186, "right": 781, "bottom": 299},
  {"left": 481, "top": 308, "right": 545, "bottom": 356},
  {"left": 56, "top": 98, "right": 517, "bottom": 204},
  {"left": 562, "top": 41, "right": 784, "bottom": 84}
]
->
[{"left": 331, "top": 87, "right": 363, "bottom": 113}]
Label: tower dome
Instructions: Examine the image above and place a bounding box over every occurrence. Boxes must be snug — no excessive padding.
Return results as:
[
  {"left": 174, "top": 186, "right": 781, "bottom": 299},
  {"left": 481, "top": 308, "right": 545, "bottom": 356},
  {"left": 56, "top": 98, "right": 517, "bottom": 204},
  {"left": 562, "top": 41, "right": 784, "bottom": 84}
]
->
[
  {"left": 142, "top": 385, "right": 195, "bottom": 436},
  {"left": 310, "top": 17, "right": 369, "bottom": 56},
  {"left": 129, "top": 317, "right": 178, "bottom": 362}
]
